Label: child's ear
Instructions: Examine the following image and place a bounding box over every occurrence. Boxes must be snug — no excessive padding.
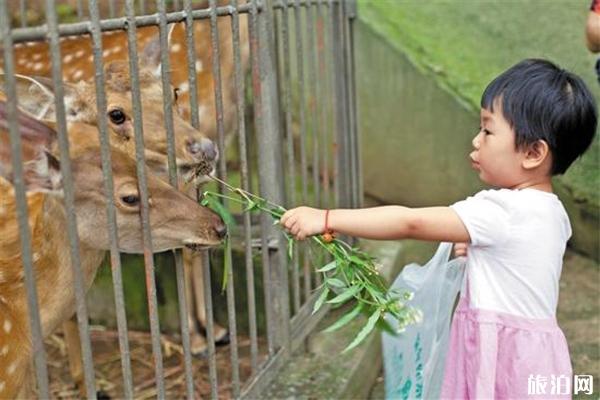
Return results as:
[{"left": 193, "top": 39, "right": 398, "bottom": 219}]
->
[{"left": 522, "top": 140, "right": 551, "bottom": 171}]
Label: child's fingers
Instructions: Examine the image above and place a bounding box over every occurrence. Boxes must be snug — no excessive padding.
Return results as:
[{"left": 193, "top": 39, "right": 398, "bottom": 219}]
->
[{"left": 453, "top": 243, "right": 468, "bottom": 257}]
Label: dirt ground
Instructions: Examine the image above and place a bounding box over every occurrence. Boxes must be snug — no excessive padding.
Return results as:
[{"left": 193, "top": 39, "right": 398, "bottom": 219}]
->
[{"left": 45, "top": 331, "right": 266, "bottom": 399}]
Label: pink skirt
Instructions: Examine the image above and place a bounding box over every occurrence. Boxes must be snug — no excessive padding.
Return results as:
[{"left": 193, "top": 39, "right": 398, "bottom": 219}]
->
[{"left": 440, "top": 296, "right": 572, "bottom": 399}]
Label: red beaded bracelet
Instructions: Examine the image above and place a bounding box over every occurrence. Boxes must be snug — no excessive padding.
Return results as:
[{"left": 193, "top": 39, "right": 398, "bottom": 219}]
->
[{"left": 322, "top": 209, "right": 336, "bottom": 243}]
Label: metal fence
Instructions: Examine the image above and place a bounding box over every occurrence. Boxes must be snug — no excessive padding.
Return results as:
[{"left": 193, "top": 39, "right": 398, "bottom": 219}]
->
[{"left": 0, "top": 0, "right": 359, "bottom": 398}]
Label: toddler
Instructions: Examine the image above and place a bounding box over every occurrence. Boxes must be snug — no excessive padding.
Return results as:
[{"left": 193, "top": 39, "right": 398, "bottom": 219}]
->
[{"left": 280, "top": 59, "right": 597, "bottom": 398}]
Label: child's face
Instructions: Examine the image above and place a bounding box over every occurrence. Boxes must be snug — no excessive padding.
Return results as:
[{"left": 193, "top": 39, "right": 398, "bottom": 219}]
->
[{"left": 470, "top": 106, "right": 526, "bottom": 188}]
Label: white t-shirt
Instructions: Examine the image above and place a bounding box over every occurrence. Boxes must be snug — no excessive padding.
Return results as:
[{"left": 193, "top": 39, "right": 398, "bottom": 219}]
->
[{"left": 450, "top": 188, "right": 571, "bottom": 319}]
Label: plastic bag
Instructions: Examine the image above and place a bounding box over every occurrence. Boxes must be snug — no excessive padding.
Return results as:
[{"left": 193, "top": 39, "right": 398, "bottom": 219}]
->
[{"left": 382, "top": 242, "right": 466, "bottom": 400}]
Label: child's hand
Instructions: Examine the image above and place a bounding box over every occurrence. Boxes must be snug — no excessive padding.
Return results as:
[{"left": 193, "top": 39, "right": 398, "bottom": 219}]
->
[
  {"left": 453, "top": 242, "right": 468, "bottom": 257},
  {"left": 280, "top": 206, "right": 326, "bottom": 240}
]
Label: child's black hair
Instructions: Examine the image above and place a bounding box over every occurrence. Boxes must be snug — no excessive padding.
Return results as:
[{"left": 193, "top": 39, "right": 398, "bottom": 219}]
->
[{"left": 481, "top": 59, "right": 597, "bottom": 175}]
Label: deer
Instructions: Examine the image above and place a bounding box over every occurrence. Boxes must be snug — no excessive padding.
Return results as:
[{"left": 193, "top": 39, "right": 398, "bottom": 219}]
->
[
  {"left": 0, "top": 97, "right": 227, "bottom": 398},
  {"left": 2, "top": 10, "right": 248, "bottom": 364}
]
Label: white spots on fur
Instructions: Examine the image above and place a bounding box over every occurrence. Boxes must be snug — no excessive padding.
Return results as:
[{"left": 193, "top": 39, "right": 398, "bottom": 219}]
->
[
  {"left": 171, "top": 43, "right": 182, "bottom": 53},
  {"left": 178, "top": 82, "right": 189, "bottom": 93},
  {"left": 33, "top": 62, "right": 44, "bottom": 71},
  {"left": 75, "top": 49, "right": 85, "bottom": 58},
  {"left": 17, "top": 58, "right": 27, "bottom": 66},
  {"left": 7, "top": 363, "right": 16, "bottom": 376},
  {"left": 0, "top": 345, "right": 8, "bottom": 356},
  {"left": 63, "top": 53, "right": 74, "bottom": 63},
  {"left": 102, "top": 49, "right": 110, "bottom": 57},
  {"left": 111, "top": 45, "right": 122, "bottom": 55},
  {"left": 32, "top": 252, "right": 40, "bottom": 262},
  {"left": 0, "top": 380, "right": 5, "bottom": 392},
  {"left": 3, "top": 319, "right": 11, "bottom": 333},
  {"left": 32, "top": 53, "right": 42, "bottom": 61},
  {"left": 0, "top": 296, "right": 6, "bottom": 304},
  {"left": 72, "top": 70, "right": 83, "bottom": 81},
  {"left": 195, "top": 60, "right": 203, "bottom": 72}
]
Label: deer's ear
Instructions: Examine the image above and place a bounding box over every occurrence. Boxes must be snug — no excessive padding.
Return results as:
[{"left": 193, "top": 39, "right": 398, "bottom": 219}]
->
[
  {"left": 0, "top": 74, "right": 80, "bottom": 122},
  {"left": 0, "top": 99, "right": 62, "bottom": 193},
  {"left": 140, "top": 24, "right": 177, "bottom": 76}
]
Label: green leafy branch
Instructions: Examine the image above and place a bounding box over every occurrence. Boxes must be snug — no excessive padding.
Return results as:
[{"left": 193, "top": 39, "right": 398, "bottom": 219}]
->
[{"left": 201, "top": 176, "right": 422, "bottom": 353}]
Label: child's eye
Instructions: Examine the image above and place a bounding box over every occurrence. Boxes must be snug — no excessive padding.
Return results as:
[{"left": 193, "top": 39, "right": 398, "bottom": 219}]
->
[{"left": 484, "top": 129, "right": 492, "bottom": 135}]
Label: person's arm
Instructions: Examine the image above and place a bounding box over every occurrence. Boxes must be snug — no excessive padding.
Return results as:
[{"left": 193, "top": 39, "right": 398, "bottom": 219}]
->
[{"left": 280, "top": 205, "right": 471, "bottom": 243}]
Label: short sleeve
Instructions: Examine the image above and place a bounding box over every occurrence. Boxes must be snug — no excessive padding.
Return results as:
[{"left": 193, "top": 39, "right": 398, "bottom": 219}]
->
[{"left": 450, "top": 190, "right": 511, "bottom": 247}]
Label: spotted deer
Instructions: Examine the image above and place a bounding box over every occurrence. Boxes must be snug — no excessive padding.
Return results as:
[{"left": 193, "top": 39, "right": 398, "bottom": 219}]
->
[
  {"left": 0, "top": 99, "right": 227, "bottom": 398},
  {"left": 4, "top": 6, "right": 250, "bottom": 364}
]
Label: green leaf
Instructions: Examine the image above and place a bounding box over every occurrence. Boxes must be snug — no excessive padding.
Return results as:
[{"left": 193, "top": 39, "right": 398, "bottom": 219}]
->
[
  {"left": 312, "top": 287, "right": 330, "bottom": 315},
  {"left": 323, "top": 303, "right": 362, "bottom": 333},
  {"left": 221, "top": 236, "right": 232, "bottom": 292},
  {"left": 325, "top": 278, "right": 346, "bottom": 288},
  {"left": 243, "top": 199, "right": 257, "bottom": 212},
  {"left": 287, "top": 236, "right": 295, "bottom": 260},
  {"left": 326, "top": 284, "right": 362, "bottom": 304},
  {"left": 348, "top": 255, "right": 367, "bottom": 266},
  {"left": 342, "top": 308, "right": 382, "bottom": 353},
  {"left": 316, "top": 260, "right": 337, "bottom": 272},
  {"left": 204, "top": 195, "right": 236, "bottom": 228}
]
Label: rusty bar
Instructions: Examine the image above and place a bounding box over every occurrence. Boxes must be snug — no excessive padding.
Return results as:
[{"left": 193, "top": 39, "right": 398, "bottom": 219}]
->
[
  {"left": 124, "top": 0, "right": 166, "bottom": 396},
  {"left": 88, "top": 0, "right": 135, "bottom": 397},
  {"left": 0, "top": 1, "right": 50, "bottom": 396},
  {"left": 46, "top": 0, "right": 97, "bottom": 397}
]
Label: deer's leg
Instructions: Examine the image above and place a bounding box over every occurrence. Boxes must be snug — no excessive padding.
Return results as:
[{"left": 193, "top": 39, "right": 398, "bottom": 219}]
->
[
  {"left": 183, "top": 248, "right": 208, "bottom": 357},
  {"left": 190, "top": 252, "right": 229, "bottom": 345},
  {"left": 63, "top": 316, "right": 86, "bottom": 397}
]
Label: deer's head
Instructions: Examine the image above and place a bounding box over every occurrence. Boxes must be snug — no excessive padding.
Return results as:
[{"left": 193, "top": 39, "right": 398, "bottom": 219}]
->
[
  {"left": 1, "top": 52, "right": 217, "bottom": 186},
  {"left": 60, "top": 121, "right": 226, "bottom": 253}
]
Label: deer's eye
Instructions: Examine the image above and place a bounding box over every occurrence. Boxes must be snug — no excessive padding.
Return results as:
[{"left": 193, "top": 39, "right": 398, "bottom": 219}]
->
[
  {"left": 108, "top": 108, "right": 126, "bottom": 125},
  {"left": 120, "top": 194, "right": 139, "bottom": 207}
]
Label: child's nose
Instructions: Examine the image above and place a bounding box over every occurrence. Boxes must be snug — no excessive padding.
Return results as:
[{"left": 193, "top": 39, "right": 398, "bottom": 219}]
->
[{"left": 472, "top": 132, "right": 482, "bottom": 149}]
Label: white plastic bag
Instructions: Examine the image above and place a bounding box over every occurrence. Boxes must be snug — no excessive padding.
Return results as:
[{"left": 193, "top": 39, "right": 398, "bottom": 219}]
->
[{"left": 382, "top": 242, "right": 466, "bottom": 400}]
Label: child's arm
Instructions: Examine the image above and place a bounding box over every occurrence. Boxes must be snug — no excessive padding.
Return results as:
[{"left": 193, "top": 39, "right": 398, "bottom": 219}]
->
[{"left": 280, "top": 205, "right": 471, "bottom": 243}]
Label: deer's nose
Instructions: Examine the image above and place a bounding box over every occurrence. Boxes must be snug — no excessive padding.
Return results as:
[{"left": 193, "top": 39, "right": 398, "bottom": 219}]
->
[
  {"left": 214, "top": 221, "right": 227, "bottom": 239},
  {"left": 187, "top": 138, "right": 218, "bottom": 162}
]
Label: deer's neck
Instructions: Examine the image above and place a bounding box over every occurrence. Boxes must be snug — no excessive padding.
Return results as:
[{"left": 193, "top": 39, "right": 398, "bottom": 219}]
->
[{"left": 0, "top": 188, "right": 105, "bottom": 337}]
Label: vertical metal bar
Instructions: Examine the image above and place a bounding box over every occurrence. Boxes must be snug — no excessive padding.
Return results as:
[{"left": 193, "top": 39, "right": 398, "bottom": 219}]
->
[
  {"left": 317, "top": 0, "right": 331, "bottom": 210},
  {"left": 183, "top": 0, "right": 200, "bottom": 129},
  {"left": 182, "top": 2, "right": 217, "bottom": 395},
  {"left": 108, "top": 0, "right": 116, "bottom": 18},
  {"left": 346, "top": 0, "right": 361, "bottom": 208},
  {"left": 248, "top": 0, "right": 276, "bottom": 356},
  {"left": 331, "top": 0, "right": 349, "bottom": 209},
  {"left": 280, "top": 0, "right": 301, "bottom": 315},
  {"left": 293, "top": 0, "right": 312, "bottom": 306},
  {"left": 45, "top": 0, "right": 98, "bottom": 398},
  {"left": 88, "top": 1, "right": 135, "bottom": 397},
  {"left": 19, "top": 0, "right": 27, "bottom": 27},
  {"left": 256, "top": 0, "right": 290, "bottom": 352},
  {"left": 155, "top": 2, "right": 195, "bottom": 399},
  {"left": 208, "top": 0, "right": 241, "bottom": 396},
  {"left": 231, "top": 0, "right": 260, "bottom": 375},
  {"left": 139, "top": 0, "right": 146, "bottom": 15},
  {"left": 0, "top": 2, "right": 49, "bottom": 396},
  {"left": 202, "top": 251, "right": 219, "bottom": 400},
  {"left": 76, "top": 0, "right": 84, "bottom": 19},
  {"left": 306, "top": 0, "right": 320, "bottom": 208},
  {"left": 124, "top": 1, "right": 166, "bottom": 397}
]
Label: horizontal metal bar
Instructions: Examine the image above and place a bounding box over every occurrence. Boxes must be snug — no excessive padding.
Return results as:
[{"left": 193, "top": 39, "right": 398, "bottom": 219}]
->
[
  {"left": 273, "top": 0, "right": 337, "bottom": 9},
  {"left": 9, "top": 3, "right": 257, "bottom": 43},
  {"left": 290, "top": 291, "right": 330, "bottom": 352},
  {"left": 241, "top": 349, "right": 287, "bottom": 399}
]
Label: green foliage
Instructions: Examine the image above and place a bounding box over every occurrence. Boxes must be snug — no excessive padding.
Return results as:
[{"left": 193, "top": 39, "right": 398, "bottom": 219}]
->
[{"left": 202, "top": 176, "right": 420, "bottom": 352}]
